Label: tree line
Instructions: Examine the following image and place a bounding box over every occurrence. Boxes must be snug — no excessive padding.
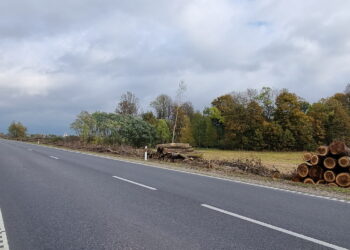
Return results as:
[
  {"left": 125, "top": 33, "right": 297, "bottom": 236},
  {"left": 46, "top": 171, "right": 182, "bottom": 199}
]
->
[{"left": 70, "top": 84, "right": 350, "bottom": 151}]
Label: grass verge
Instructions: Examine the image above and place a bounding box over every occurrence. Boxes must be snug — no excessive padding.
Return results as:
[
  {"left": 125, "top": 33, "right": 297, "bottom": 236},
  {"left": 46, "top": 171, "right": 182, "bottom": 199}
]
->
[{"left": 197, "top": 149, "right": 302, "bottom": 174}]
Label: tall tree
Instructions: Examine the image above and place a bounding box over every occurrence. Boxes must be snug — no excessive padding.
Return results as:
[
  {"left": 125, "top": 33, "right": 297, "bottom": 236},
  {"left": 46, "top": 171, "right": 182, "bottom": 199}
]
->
[
  {"left": 243, "top": 101, "right": 265, "bottom": 150},
  {"left": 332, "top": 93, "right": 350, "bottom": 113},
  {"left": 181, "top": 101, "right": 194, "bottom": 119},
  {"left": 274, "top": 91, "right": 315, "bottom": 150},
  {"left": 191, "top": 112, "right": 218, "bottom": 147},
  {"left": 8, "top": 121, "right": 27, "bottom": 138},
  {"left": 262, "top": 121, "right": 284, "bottom": 150},
  {"left": 191, "top": 113, "right": 206, "bottom": 147},
  {"left": 310, "top": 96, "right": 350, "bottom": 144},
  {"left": 115, "top": 91, "right": 139, "bottom": 116},
  {"left": 155, "top": 119, "right": 171, "bottom": 144},
  {"left": 256, "top": 87, "right": 277, "bottom": 120},
  {"left": 212, "top": 94, "right": 241, "bottom": 149},
  {"left": 141, "top": 112, "right": 158, "bottom": 126},
  {"left": 204, "top": 106, "right": 225, "bottom": 143},
  {"left": 203, "top": 116, "right": 218, "bottom": 147},
  {"left": 70, "top": 111, "right": 96, "bottom": 142},
  {"left": 150, "top": 94, "right": 173, "bottom": 120},
  {"left": 172, "top": 81, "right": 186, "bottom": 143},
  {"left": 179, "top": 115, "right": 195, "bottom": 145}
]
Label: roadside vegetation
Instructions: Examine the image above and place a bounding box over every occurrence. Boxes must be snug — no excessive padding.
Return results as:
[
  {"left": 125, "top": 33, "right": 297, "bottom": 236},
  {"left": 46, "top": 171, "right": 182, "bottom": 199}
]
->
[
  {"left": 3, "top": 83, "right": 350, "bottom": 192},
  {"left": 67, "top": 84, "right": 350, "bottom": 152},
  {"left": 7, "top": 121, "right": 27, "bottom": 138}
]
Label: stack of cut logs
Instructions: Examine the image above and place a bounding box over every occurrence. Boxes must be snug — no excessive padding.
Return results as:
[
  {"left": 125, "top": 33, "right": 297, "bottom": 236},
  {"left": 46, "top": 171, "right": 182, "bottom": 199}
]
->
[{"left": 296, "top": 141, "right": 350, "bottom": 187}]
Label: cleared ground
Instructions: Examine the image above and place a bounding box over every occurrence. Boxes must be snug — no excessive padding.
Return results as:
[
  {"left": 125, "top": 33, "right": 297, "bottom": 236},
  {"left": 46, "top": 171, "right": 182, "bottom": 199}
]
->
[{"left": 197, "top": 149, "right": 302, "bottom": 174}]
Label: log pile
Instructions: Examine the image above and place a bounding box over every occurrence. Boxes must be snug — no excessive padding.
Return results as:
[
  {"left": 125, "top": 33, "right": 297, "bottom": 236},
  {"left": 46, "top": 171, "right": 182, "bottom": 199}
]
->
[
  {"left": 149, "top": 143, "right": 203, "bottom": 161},
  {"left": 296, "top": 141, "right": 350, "bottom": 188}
]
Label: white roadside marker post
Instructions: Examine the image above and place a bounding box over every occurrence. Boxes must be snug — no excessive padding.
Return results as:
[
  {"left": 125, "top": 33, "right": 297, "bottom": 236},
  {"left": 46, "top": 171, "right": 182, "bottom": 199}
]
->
[{"left": 144, "top": 146, "right": 148, "bottom": 161}]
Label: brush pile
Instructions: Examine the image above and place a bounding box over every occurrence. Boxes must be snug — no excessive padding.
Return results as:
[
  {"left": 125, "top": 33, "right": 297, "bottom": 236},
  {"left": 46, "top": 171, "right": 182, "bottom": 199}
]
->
[
  {"left": 149, "top": 143, "right": 203, "bottom": 161},
  {"left": 295, "top": 141, "right": 350, "bottom": 187},
  {"left": 149, "top": 143, "right": 281, "bottom": 178}
]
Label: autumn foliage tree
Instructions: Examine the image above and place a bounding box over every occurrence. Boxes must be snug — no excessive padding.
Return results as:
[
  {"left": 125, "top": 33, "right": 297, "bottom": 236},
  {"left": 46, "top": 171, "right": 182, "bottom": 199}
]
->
[
  {"left": 115, "top": 91, "right": 139, "bottom": 116},
  {"left": 8, "top": 121, "right": 27, "bottom": 138},
  {"left": 274, "top": 91, "right": 315, "bottom": 150},
  {"left": 69, "top": 85, "right": 350, "bottom": 151},
  {"left": 150, "top": 94, "right": 173, "bottom": 120}
]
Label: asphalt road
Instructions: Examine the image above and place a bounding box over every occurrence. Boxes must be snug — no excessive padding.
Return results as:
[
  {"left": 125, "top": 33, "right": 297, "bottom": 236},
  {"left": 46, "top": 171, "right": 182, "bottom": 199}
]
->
[{"left": 0, "top": 139, "right": 349, "bottom": 250}]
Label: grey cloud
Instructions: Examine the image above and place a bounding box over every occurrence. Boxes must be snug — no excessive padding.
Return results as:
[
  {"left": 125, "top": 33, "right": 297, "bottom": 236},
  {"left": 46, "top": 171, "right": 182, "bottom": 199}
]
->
[{"left": 0, "top": 0, "right": 350, "bottom": 134}]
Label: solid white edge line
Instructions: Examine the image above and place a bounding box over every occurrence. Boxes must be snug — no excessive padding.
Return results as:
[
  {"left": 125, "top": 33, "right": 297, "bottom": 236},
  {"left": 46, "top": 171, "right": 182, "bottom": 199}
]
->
[
  {"left": 4, "top": 139, "right": 350, "bottom": 204},
  {"left": 201, "top": 204, "right": 347, "bottom": 250},
  {"left": 49, "top": 156, "right": 59, "bottom": 160},
  {"left": 112, "top": 176, "right": 157, "bottom": 191},
  {"left": 0, "top": 208, "right": 10, "bottom": 250}
]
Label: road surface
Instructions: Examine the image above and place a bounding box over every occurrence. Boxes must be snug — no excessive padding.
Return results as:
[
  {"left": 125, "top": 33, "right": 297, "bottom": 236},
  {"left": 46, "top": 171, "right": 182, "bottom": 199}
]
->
[{"left": 0, "top": 139, "right": 349, "bottom": 249}]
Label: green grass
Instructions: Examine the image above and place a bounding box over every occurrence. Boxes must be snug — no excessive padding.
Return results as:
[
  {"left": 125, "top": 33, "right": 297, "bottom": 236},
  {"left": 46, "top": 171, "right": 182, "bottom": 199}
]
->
[{"left": 196, "top": 148, "right": 303, "bottom": 174}]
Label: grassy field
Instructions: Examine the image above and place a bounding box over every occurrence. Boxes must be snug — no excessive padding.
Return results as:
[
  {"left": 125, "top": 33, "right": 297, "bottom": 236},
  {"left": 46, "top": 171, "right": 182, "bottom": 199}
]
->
[{"left": 196, "top": 149, "right": 303, "bottom": 174}]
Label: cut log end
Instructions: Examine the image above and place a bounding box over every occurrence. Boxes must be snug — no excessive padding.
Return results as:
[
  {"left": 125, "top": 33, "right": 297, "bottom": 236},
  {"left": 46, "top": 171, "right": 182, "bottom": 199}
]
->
[
  {"left": 316, "top": 146, "right": 329, "bottom": 156},
  {"left": 303, "top": 178, "right": 315, "bottom": 185},
  {"left": 303, "top": 152, "right": 313, "bottom": 162},
  {"left": 329, "top": 141, "right": 349, "bottom": 155},
  {"left": 309, "top": 166, "right": 324, "bottom": 180},
  {"left": 324, "top": 170, "right": 336, "bottom": 183},
  {"left": 338, "top": 156, "right": 350, "bottom": 168},
  {"left": 324, "top": 157, "right": 336, "bottom": 169},
  {"left": 310, "top": 155, "right": 320, "bottom": 166},
  {"left": 335, "top": 173, "right": 350, "bottom": 187},
  {"left": 297, "top": 163, "right": 309, "bottom": 178}
]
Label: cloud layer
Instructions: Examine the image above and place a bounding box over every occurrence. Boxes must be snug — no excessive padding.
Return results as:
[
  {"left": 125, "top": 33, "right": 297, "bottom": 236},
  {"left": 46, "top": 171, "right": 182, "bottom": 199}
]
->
[{"left": 1, "top": 0, "right": 350, "bottom": 134}]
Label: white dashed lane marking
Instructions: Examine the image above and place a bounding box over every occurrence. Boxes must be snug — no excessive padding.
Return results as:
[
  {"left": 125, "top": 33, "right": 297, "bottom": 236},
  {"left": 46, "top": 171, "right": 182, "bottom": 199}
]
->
[
  {"left": 0, "top": 209, "right": 10, "bottom": 250},
  {"left": 202, "top": 204, "right": 347, "bottom": 250},
  {"left": 112, "top": 176, "right": 157, "bottom": 190},
  {"left": 49, "top": 156, "right": 59, "bottom": 160},
  {"left": 4, "top": 139, "right": 350, "bottom": 205}
]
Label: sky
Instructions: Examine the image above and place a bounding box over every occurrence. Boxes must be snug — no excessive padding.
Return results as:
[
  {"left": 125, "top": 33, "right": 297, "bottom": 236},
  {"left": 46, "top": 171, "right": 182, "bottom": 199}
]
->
[{"left": 1, "top": 0, "right": 350, "bottom": 135}]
